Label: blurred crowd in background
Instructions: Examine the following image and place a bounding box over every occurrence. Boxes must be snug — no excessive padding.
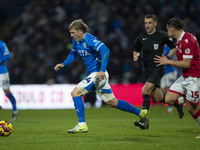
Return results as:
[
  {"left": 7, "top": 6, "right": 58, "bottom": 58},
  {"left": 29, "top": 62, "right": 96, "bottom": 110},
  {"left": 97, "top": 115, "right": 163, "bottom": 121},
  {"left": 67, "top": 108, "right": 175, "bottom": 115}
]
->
[{"left": 0, "top": 0, "right": 199, "bottom": 84}]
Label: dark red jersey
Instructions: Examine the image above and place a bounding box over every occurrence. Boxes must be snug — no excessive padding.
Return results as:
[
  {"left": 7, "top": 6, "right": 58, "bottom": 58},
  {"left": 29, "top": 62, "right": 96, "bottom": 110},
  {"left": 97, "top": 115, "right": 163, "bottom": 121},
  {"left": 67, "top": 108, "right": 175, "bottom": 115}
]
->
[{"left": 176, "top": 31, "right": 200, "bottom": 78}]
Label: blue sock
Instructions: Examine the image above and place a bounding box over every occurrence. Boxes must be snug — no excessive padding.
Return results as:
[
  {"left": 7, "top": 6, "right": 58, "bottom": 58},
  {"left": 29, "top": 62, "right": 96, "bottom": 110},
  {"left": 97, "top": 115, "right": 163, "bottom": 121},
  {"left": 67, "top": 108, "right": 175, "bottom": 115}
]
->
[
  {"left": 6, "top": 92, "right": 17, "bottom": 111},
  {"left": 73, "top": 96, "right": 85, "bottom": 123},
  {"left": 117, "top": 100, "right": 141, "bottom": 116}
]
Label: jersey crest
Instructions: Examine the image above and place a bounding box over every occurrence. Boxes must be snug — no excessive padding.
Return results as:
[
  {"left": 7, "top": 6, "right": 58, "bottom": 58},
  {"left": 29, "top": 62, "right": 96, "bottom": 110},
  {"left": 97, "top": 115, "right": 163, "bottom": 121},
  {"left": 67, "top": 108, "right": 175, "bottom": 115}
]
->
[
  {"left": 154, "top": 44, "right": 159, "bottom": 50},
  {"left": 83, "top": 43, "right": 87, "bottom": 48}
]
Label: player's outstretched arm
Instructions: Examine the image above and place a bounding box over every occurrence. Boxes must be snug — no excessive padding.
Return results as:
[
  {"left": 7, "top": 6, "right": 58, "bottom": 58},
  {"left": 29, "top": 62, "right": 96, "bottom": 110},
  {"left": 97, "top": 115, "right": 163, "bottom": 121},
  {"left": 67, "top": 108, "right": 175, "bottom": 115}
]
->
[
  {"left": 54, "top": 64, "right": 64, "bottom": 71},
  {"left": 167, "top": 48, "right": 176, "bottom": 58}
]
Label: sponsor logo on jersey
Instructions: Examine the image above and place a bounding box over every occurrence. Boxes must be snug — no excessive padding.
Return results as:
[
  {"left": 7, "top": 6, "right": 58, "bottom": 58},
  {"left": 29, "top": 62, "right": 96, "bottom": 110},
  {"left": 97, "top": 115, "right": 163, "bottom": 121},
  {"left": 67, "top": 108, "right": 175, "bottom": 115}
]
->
[
  {"left": 154, "top": 44, "right": 159, "bottom": 50},
  {"left": 78, "top": 50, "right": 91, "bottom": 56}
]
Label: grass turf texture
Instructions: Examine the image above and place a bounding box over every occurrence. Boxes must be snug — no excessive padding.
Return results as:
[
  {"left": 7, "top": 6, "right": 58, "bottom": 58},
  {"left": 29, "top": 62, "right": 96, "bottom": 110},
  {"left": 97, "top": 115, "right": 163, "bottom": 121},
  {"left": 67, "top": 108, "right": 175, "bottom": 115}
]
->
[{"left": 0, "top": 106, "right": 199, "bottom": 150}]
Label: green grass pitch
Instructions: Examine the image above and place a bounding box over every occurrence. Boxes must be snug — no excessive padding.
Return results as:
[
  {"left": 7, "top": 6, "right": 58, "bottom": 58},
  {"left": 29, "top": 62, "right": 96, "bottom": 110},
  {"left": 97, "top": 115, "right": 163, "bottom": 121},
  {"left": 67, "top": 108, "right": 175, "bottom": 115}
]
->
[{"left": 0, "top": 106, "right": 199, "bottom": 150}]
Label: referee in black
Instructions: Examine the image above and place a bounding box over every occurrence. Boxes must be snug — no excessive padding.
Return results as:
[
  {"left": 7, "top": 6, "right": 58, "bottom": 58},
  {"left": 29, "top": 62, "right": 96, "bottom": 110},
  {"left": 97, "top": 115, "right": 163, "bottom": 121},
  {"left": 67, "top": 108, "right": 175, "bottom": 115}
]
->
[{"left": 133, "top": 14, "right": 181, "bottom": 129}]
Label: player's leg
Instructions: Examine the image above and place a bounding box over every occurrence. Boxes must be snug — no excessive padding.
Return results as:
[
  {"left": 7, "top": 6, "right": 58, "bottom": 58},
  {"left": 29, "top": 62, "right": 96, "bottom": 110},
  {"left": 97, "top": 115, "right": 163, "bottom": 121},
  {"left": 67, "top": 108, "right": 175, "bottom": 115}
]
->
[
  {"left": 96, "top": 81, "right": 141, "bottom": 116},
  {"left": 1, "top": 73, "right": 18, "bottom": 120},
  {"left": 165, "top": 91, "right": 184, "bottom": 118},
  {"left": 67, "top": 87, "right": 88, "bottom": 133},
  {"left": 186, "top": 101, "right": 199, "bottom": 121},
  {"left": 161, "top": 84, "right": 174, "bottom": 114},
  {"left": 141, "top": 82, "right": 157, "bottom": 110},
  {"left": 186, "top": 102, "right": 200, "bottom": 138},
  {"left": 151, "top": 85, "right": 164, "bottom": 102},
  {"left": 161, "top": 71, "right": 178, "bottom": 114},
  {"left": 67, "top": 72, "right": 98, "bottom": 133},
  {"left": 165, "top": 76, "right": 188, "bottom": 118},
  {"left": 142, "top": 67, "right": 164, "bottom": 110},
  {"left": 134, "top": 67, "right": 164, "bottom": 129},
  {"left": 131, "top": 82, "right": 156, "bottom": 129},
  {"left": 106, "top": 98, "right": 141, "bottom": 116},
  {"left": 4, "top": 89, "right": 18, "bottom": 121},
  {"left": 184, "top": 77, "right": 200, "bottom": 138},
  {"left": 96, "top": 84, "right": 149, "bottom": 130}
]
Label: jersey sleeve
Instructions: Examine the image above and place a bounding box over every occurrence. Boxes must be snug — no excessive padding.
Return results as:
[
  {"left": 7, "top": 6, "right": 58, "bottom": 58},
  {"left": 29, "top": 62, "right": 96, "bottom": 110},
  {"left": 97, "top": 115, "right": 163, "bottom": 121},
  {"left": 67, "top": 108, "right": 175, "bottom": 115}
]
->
[
  {"left": 182, "top": 39, "right": 193, "bottom": 59},
  {"left": 164, "top": 35, "right": 176, "bottom": 49},
  {"left": 88, "top": 37, "right": 110, "bottom": 72},
  {"left": 62, "top": 40, "right": 78, "bottom": 66},
  {"left": 87, "top": 37, "right": 104, "bottom": 51},
  {"left": 133, "top": 36, "right": 142, "bottom": 52}
]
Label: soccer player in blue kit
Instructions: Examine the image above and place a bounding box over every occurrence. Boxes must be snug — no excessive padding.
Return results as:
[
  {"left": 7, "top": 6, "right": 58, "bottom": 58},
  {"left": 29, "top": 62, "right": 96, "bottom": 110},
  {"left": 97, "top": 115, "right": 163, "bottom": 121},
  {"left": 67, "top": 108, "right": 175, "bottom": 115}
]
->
[
  {"left": 54, "top": 19, "right": 149, "bottom": 133},
  {"left": 0, "top": 40, "right": 18, "bottom": 120}
]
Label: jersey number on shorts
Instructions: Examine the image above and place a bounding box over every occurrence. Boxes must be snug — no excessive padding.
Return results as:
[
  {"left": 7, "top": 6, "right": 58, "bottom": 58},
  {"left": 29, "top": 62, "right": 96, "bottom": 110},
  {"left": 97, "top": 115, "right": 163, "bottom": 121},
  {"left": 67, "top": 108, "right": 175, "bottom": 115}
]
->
[
  {"left": 85, "top": 77, "right": 91, "bottom": 83},
  {"left": 1, "top": 80, "right": 9, "bottom": 85},
  {"left": 191, "top": 91, "right": 199, "bottom": 98}
]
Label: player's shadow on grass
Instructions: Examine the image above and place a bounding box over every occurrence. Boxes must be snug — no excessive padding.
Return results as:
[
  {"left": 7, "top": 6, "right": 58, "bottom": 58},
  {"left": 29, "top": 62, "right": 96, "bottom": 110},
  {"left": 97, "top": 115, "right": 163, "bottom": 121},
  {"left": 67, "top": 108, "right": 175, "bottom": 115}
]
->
[{"left": 75, "top": 136, "right": 153, "bottom": 143}]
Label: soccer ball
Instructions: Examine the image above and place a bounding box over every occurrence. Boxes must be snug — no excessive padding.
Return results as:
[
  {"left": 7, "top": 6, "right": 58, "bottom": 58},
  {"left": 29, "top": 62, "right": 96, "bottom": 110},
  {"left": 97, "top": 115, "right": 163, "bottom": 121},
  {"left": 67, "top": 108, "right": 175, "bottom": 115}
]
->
[
  {"left": 0, "top": 120, "right": 12, "bottom": 137},
  {"left": 94, "top": 76, "right": 107, "bottom": 90}
]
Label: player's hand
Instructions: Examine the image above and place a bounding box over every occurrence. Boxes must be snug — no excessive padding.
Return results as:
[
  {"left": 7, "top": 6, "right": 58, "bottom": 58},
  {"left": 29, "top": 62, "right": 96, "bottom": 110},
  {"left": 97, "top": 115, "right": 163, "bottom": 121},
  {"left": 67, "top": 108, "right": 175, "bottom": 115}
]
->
[
  {"left": 54, "top": 64, "right": 64, "bottom": 71},
  {"left": 154, "top": 54, "right": 169, "bottom": 66},
  {"left": 95, "top": 71, "right": 106, "bottom": 80},
  {"left": 133, "top": 51, "right": 139, "bottom": 61}
]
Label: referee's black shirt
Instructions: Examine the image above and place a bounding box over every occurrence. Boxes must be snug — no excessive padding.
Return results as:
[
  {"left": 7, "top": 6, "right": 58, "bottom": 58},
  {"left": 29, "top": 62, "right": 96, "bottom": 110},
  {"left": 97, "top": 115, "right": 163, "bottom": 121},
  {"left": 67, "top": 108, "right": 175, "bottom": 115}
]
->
[{"left": 133, "top": 31, "right": 176, "bottom": 69}]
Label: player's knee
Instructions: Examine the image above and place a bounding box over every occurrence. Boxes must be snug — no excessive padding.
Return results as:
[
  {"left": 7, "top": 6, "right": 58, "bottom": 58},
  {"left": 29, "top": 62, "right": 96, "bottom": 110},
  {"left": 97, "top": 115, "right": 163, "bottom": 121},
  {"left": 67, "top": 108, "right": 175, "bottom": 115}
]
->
[
  {"left": 164, "top": 98, "right": 172, "bottom": 105},
  {"left": 71, "top": 87, "right": 82, "bottom": 97},
  {"left": 71, "top": 90, "right": 75, "bottom": 97},
  {"left": 142, "top": 87, "right": 151, "bottom": 94},
  {"left": 106, "top": 98, "right": 118, "bottom": 107}
]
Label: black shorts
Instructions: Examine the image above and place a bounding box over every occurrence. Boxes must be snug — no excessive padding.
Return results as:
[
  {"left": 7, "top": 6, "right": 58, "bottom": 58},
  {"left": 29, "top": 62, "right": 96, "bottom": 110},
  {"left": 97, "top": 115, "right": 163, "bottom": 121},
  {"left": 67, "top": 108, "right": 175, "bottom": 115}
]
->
[{"left": 144, "top": 66, "right": 164, "bottom": 87}]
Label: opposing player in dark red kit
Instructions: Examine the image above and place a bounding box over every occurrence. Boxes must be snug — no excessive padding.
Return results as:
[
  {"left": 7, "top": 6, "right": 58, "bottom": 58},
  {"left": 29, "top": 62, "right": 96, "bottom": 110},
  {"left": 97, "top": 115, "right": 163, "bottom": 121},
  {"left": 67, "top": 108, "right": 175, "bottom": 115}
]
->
[{"left": 154, "top": 18, "right": 200, "bottom": 138}]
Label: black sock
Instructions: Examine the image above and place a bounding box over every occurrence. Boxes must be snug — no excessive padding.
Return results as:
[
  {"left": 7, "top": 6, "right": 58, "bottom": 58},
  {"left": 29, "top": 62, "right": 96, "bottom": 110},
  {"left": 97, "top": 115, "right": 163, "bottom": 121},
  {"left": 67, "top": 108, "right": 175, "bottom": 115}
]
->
[{"left": 142, "top": 94, "right": 150, "bottom": 110}]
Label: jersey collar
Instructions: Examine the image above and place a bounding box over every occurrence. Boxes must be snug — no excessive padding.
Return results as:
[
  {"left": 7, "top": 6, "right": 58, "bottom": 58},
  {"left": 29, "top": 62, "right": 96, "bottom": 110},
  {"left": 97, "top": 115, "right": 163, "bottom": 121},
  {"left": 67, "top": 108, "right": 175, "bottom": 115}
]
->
[
  {"left": 177, "top": 31, "right": 185, "bottom": 41},
  {"left": 80, "top": 33, "right": 88, "bottom": 43}
]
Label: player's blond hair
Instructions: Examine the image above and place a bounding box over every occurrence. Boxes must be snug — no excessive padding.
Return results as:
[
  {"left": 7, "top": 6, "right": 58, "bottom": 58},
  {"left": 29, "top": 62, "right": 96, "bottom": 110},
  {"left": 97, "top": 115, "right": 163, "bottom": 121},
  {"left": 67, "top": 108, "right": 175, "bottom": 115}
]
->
[{"left": 69, "top": 19, "right": 89, "bottom": 33}]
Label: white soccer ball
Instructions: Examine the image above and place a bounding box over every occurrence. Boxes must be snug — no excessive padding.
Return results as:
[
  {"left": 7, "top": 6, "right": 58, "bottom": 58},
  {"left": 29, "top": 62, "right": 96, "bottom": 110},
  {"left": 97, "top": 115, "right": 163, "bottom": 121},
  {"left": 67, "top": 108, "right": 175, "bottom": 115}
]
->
[{"left": 94, "top": 76, "right": 107, "bottom": 90}]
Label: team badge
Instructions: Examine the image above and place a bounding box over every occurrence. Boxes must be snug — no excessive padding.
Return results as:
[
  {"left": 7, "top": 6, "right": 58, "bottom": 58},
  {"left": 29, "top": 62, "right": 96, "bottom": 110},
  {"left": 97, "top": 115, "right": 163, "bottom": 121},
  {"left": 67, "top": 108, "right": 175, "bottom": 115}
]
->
[
  {"left": 154, "top": 44, "right": 159, "bottom": 50},
  {"left": 83, "top": 43, "right": 87, "bottom": 48},
  {"left": 185, "top": 48, "right": 190, "bottom": 54}
]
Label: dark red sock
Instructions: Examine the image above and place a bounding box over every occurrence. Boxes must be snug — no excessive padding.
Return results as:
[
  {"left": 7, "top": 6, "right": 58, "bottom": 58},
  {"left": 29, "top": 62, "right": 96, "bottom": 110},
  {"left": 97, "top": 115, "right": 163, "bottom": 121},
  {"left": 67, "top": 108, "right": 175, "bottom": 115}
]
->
[
  {"left": 173, "top": 100, "right": 178, "bottom": 106},
  {"left": 192, "top": 110, "right": 200, "bottom": 119}
]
